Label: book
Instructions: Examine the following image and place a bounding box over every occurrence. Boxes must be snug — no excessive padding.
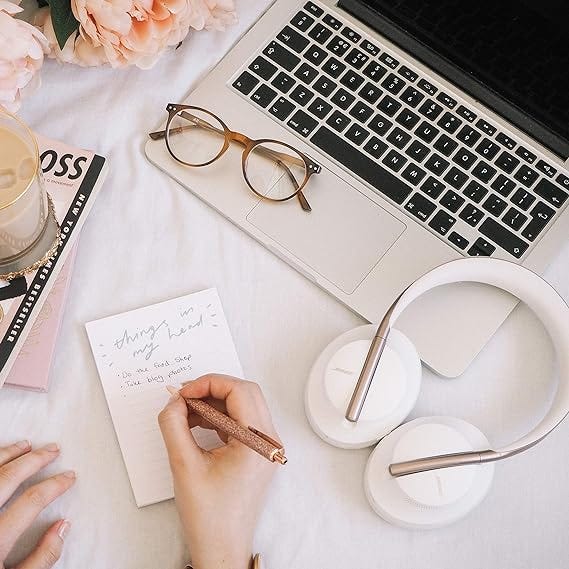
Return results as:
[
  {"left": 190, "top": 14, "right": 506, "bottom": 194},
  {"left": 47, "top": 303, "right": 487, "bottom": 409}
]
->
[
  {"left": 4, "top": 246, "right": 77, "bottom": 392},
  {"left": 85, "top": 288, "right": 242, "bottom": 507},
  {"left": 0, "top": 136, "right": 108, "bottom": 388}
]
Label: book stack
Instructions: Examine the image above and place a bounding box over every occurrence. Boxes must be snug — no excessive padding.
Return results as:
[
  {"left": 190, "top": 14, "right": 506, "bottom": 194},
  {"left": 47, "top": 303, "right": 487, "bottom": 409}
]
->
[{"left": 1, "top": 135, "right": 107, "bottom": 391}]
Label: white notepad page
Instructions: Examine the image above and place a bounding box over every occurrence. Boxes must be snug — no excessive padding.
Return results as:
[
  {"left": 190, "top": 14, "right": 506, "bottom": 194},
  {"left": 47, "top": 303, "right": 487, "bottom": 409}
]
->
[{"left": 86, "top": 288, "right": 243, "bottom": 507}]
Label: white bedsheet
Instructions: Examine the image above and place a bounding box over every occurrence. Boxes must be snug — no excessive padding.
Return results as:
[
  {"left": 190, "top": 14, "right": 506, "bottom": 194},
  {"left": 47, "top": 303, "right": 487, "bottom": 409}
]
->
[{"left": 2, "top": 1, "right": 569, "bottom": 567}]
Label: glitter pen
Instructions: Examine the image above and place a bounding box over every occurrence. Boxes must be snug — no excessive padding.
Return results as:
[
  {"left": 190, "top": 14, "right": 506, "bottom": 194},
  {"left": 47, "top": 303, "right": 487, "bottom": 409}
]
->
[{"left": 167, "top": 387, "right": 287, "bottom": 465}]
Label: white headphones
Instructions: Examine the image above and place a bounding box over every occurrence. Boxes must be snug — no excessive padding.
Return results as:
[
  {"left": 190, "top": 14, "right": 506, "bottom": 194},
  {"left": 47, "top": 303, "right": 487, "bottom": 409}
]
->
[{"left": 305, "top": 258, "right": 569, "bottom": 529}]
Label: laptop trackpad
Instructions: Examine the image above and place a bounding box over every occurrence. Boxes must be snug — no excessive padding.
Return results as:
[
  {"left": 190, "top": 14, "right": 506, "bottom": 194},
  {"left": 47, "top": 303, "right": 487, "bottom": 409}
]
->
[{"left": 246, "top": 167, "right": 406, "bottom": 293}]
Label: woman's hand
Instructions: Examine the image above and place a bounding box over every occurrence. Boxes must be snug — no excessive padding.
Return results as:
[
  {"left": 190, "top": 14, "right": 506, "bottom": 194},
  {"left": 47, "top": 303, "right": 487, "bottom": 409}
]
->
[
  {"left": 0, "top": 441, "right": 75, "bottom": 569},
  {"left": 158, "top": 374, "right": 280, "bottom": 569}
]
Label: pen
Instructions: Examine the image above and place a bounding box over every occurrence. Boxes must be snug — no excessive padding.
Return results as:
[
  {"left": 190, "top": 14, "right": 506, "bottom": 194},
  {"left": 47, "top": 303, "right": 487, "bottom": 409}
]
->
[{"left": 166, "top": 386, "right": 287, "bottom": 465}]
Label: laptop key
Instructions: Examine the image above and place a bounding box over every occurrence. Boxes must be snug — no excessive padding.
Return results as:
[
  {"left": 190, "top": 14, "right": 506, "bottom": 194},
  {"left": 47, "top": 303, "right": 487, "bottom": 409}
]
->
[
  {"left": 331, "top": 88, "right": 355, "bottom": 109},
  {"left": 479, "top": 219, "right": 528, "bottom": 258},
  {"left": 396, "top": 109, "right": 420, "bottom": 130},
  {"left": 460, "top": 204, "right": 484, "bottom": 226},
  {"left": 322, "top": 57, "right": 346, "bottom": 79},
  {"left": 341, "top": 26, "right": 362, "bottom": 43},
  {"left": 468, "top": 237, "right": 495, "bottom": 257},
  {"left": 313, "top": 75, "right": 337, "bottom": 96},
  {"left": 405, "top": 192, "right": 436, "bottom": 220},
  {"left": 359, "top": 82, "right": 383, "bottom": 104},
  {"left": 304, "top": 2, "right": 323, "bottom": 17},
  {"left": 472, "top": 160, "right": 497, "bottom": 183},
  {"left": 311, "top": 126, "right": 413, "bottom": 204},
  {"left": 456, "top": 125, "right": 481, "bottom": 147},
  {"left": 496, "top": 132, "right": 516, "bottom": 150},
  {"left": 415, "top": 122, "right": 440, "bottom": 143},
  {"left": 535, "top": 160, "right": 557, "bottom": 178},
  {"left": 345, "top": 123, "right": 370, "bottom": 146},
  {"left": 309, "top": 23, "right": 334, "bottom": 45},
  {"left": 440, "top": 189, "right": 465, "bottom": 213},
  {"left": 249, "top": 56, "right": 277, "bottom": 81},
  {"left": 387, "top": 127, "right": 412, "bottom": 149},
  {"left": 287, "top": 110, "right": 318, "bottom": 137},
  {"left": 490, "top": 174, "right": 516, "bottom": 197},
  {"left": 421, "top": 176, "right": 446, "bottom": 199},
  {"left": 326, "top": 35, "right": 350, "bottom": 55},
  {"left": 476, "top": 119, "right": 496, "bottom": 136},
  {"left": 475, "top": 138, "right": 500, "bottom": 160},
  {"left": 425, "top": 153, "right": 450, "bottom": 176},
  {"left": 377, "top": 95, "right": 402, "bottom": 117},
  {"left": 323, "top": 14, "right": 342, "bottom": 30},
  {"left": 511, "top": 188, "right": 535, "bottom": 210},
  {"left": 361, "top": 40, "right": 380, "bottom": 57},
  {"left": 304, "top": 45, "right": 328, "bottom": 65},
  {"left": 250, "top": 85, "right": 278, "bottom": 108},
  {"left": 522, "top": 202, "right": 555, "bottom": 241},
  {"left": 513, "top": 165, "right": 539, "bottom": 188},
  {"left": 382, "top": 149, "right": 408, "bottom": 172},
  {"left": 307, "top": 97, "right": 332, "bottom": 119},
  {"left": 290, "top": 85, "right": 314, "bottom": 106},
  {"left": 277, "top": 26, "right": 310, "bottom": 54},
  {"left": 363, "top": 136, "right": 388, "bottom": 159},
  {"left": 295, "top": 62, "right": 319, "bottom": 84},
  {"left": 448, "top": 231, "right": 469, "bottom": 250},
  {"left": 418, "top": 99, "right": 443, "bottom": 120},
  {"left": 515, "top": 146, "right": 537, "bottom": 164},
  {"left": 436, "top": 92, "right": 457, "bottom": 109},
  {"left": 495, "top": 151, "right": 520, "bottom": 174},
  {"left": 401, "top": 165, "right": 427, "bottom": 186},
  {"left": 232, "top": 71, "right": 259, "bottom": 95},
  {"left": 534, "top": 178, "right": 568, "bottom": 207},
  {"left": 438, "top": 112, "right": 462, "bottom": 134},
  {"left": 417, "top": 78, "right": 437, "bottom": 96},
  {"left": 350, "top": 101, "right": 374, "bottom": 122},
  {"left": 557, "top": 173, "right": 569, "bottom": 189},
  {"left": 398, "top": 66, "right": 418, "bottom": 82},
  {"left": 452, "top": 148, "right": 477, "bottom": 170},
  {"left": 433, "top": 134, "right": 458, "bottom": 157},
  {"left": 405, "top": 140, "right": 430, "bottom": 163},
  {"left": 340, "top": 69, "right": 365, "bottom": 91},
  {"left": 463, "top": 180, "right": 488, "bottom": 203},
  {"left": 381, "top": 73, "right": 406, "bottom": 94},
  {"left": 363, "top": 61, "right": 387, "bottom": 82},
  {"left": 327, "top": 110, "right": 351, "bottom": 132},
  {"left": 443, "top": 167, "right": 468, "bottom": 189},
  {"left": 429, "top": 211, "right": 456, "bottom": 235},
  {"left": 482, "top": 194, "right": 507, "bottom": 216},
  {"left": 345, "top": 47, "right": 369, "bottom": 69},
  {"left": 290, "top": 11, "right": 314, "bottom": 32},
  {"left": 399, "top": 87, "right": 424, "bottom": 108},
  {"left": 271, "top": 71, "right": 295, "bottom": 93},
  {"left": 368, "top": 114, "right": 393, "bottom": 136},
  {"left": 268, "top": 97, "right": 296, "bottom": 121},
  {"left": 379, "top": 53, "right": 399, "bottom": 68},
  {"left": 263, "top": 42, "right": 300, "bottom": 72},
  {"left": 502, "top": 207, "right": 528, "bottom": 231},
  {"left": 456, "top": 105, "right": 477, "bottom": 122}
]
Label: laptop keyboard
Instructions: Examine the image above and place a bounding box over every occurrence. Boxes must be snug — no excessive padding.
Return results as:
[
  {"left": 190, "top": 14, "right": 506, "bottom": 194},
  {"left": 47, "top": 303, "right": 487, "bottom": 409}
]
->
[{"left": 229, "top": 1, "right": 569, "bottom": 260}]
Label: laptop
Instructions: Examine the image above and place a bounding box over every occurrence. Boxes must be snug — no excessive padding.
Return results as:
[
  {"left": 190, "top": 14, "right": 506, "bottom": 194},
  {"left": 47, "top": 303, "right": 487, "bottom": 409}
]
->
[{"left": 145, "top": 0, "right": 569, "bottom": 378}]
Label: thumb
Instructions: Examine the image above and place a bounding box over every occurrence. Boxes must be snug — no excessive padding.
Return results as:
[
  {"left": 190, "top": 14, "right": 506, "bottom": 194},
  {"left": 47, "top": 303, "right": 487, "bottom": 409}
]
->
[
  {"left": 14, "top": 519, "right": 69, "bottom": 569},
  {"left": 158, "top": 388, "right": 204, "bottom": 471}
]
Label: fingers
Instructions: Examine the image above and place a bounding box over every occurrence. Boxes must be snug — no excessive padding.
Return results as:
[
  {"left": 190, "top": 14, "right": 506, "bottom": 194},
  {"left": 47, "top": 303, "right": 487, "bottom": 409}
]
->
[
  {"left": 179, "top": 375, "right": 279, "bottom": 440},
  {"left": 0, "top": 471, "right": 76, "bottom": 559},
  {"left": 14, "top": 519, "right": 70, "bottom": 569},
  {"left": 0, "top": 440, "right": 31, "bottom": 467},
  {"left": 0, "top": 444, "right": 60, "bottom": 507},
  {"left": 158, "top": 391, "right": 204, "bottom": 474}
]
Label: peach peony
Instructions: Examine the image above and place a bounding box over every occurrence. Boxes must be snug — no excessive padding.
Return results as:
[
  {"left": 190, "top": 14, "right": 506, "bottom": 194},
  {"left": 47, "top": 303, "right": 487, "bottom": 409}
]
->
[
  {"left": 40, "top": 0, "right": 236, "bottom": 69},
  {"left": 0, "top": 0, "right": 49, "bottom": 112}
]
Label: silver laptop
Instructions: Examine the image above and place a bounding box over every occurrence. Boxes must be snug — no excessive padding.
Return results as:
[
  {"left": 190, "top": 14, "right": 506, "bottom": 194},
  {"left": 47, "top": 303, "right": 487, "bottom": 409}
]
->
[{"left": 145, "top": 0, "right": 569, "bottom": 378}]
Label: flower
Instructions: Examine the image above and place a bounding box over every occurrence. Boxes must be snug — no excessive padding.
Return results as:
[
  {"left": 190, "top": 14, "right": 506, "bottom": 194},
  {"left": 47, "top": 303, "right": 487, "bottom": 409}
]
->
[
  {"left": 39, "top": 0, "right": 236, "bottom": 69},
  {"left": 0, "top": 0, "right": 49, "bottom": 112}
]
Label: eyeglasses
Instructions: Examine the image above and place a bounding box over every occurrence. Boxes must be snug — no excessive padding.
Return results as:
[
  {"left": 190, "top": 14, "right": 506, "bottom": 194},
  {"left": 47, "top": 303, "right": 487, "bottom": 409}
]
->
[{"left": 149, "top": 104, "right": 322, "bottom": 212}]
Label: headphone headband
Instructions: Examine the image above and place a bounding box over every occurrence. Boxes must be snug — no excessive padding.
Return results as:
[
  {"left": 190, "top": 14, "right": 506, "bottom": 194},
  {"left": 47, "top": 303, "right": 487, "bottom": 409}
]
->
[{"left": 346, "top": 258, "right": 569, "bottom": 476}]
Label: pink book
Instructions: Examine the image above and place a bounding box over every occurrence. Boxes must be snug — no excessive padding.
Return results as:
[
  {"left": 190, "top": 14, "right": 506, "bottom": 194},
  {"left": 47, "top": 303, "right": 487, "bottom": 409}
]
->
[{"left": 4, "top": 247, "right": 77, "bottom": 392}]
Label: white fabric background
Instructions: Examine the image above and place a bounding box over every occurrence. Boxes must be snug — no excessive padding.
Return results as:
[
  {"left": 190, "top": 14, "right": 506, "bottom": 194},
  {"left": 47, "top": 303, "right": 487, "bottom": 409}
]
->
[{"left": 2, "top": 1, "right": 569, "bottom": 567}]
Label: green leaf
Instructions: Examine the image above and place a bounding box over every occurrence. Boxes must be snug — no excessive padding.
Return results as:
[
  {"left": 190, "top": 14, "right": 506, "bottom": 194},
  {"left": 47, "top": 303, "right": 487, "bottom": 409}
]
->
[{"left": 47, "top": 0, "right": 80, "bottom": 50}]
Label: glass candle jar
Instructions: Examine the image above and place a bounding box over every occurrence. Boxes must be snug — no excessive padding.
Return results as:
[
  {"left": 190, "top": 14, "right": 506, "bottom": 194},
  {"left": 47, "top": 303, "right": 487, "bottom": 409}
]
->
[{"left": 0, "top": 110, "right": 60, "bottom": 280}]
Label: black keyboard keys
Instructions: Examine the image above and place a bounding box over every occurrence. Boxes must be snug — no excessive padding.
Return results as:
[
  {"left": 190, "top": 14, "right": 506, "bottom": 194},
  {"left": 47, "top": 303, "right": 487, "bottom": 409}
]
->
[
  {"left": 363, "top": 136, "right": 388, "bottom": 159},
  {"left": 345, "top": 48, "right": 369, "bottom": 69},
  {"left": 479, "top": 219, "right": 528, "bottom": 258},
  {"left": 377, "top": 95, "right": 402, "bottom": 117},
  {"left": 513, "top": 165, "right": 539, "bottom": 188},
  {"left": 438, "top": 112, "right": 462, "bottom": 134},
  {"left": 472, "top": 161, "right": 497, "bottom": 184},
  {"left": 263, "top": 42, "right": 300, "bottom": 71},
  {"left": 382, "top": 149, "right": 407, "bottom": 172},
  {"left": 349, "top": 101, "right": 374, "bottom": 123},
  {"left": 295, "top": 62, "right": 319, "bottom": 84},
  {"left": 399, "top": 87, "right": 424, "bottom": 108},
  {"left": 327, "top": 110, "right": 351, "bottom": 132},
  {"left": 309, "top": 23, "right": 334, "bottom": 45},
  {"left": 475, "top": 119, "right": 496, "bottom": 136},
  {"left": 452, "top": 148, "right": 477, "bottom": 170},
  {"left": 345, "top": 123, "right": 370, "bottom": 146},
  {"left": 268, "top": 97, "right": 296, "bottom": 121},
  {"left": 341, "top": 26, "right": 362, "bottom": 43},
  {"left": 271, "top": 71, "right": 295, "bottom": 93},
  {"left": 307, "top": 97, "right": 332, "bottom": 119},
  {"left": 456, "top": 105, "right": 477, "bottom": 122},
  {"left": 304, "top": 45, "right": 328, "bottom": 65},
  {"left": 440, "top": 189, "right": 465, "bottom": 213},
  {"left": 331, "top": 87, "right": 355, "bottom": 109},
  {"left": 421, "top": 176, "right": 446, "bottom": 199},
  {"left": 456, "top": 125, "right": 481, "bottom": 147},
  {"left": 249, "top": 56, "right": 277, "bottom": 80},
  {"left": 436, "top": 92, "right": 457, "bottom": 109},
  {"left": 369, "top": 115, "right": 392, "bottom": 136},
  {"left": 425, "top": 154, "right": 450, "bottom": 176},
  {"left": 322, "top": 57, "right": 345, "bottom": 79},
  {"left": 468, "top": 237, "right": 495, "bottom": 257},
  {"left": 395, "top": 109, "right": 420, "bottom": 130},
  {"left": 463, "top": 181, "right": 488, "bottom": 203},
  {"left": 290, "top": 85, "right": 314, "bottom": 106},
  {"left": 405, "top": 193, "right": 436, "bottom": 221},
  {"left": 491, "top": 174, "right": 516, "bottom": 197},
  {"left": 387, "top": 127, "right": 412, "bottom": 149},
  {"left": 401, "top": 164, "right": 427, "bottom": 186},
  {"left": 534, "top": 178, "right": 568, "bottom": 207},
  {"left": 381, "top": 73, "right": 406, "bottom": 94},
  {"left": 515, "top": 146, "right": 537, "bottom": 164},
  {"left": 232, "top": 71, "right": 259, "bottom": 95},
  {"left": 340, "top": 69, "right": 365, "bottom": 91},
  {"left": 405, "top": 140, "right": 430, "bottom": 162},
  {"left": 251, "top": 84, "right": 277, "bottom": 107},
  {"left": 535, "top": 160, "right": 556, "bottom": 178},
  {"left": 313, "top": 75, "right": 336, "bottom": 96},
  {"left": 363, "top": 61, "right": 387, "bottom": 82},
  {"left": 482, "top": 194, "right": 507, "bottom": 216},
  {"left": 290, "top": 11, "right": 314, "bottom": 32},
  {"left": 326, "top": 35, "right": 350, "bottom": 55},
  {"left": 511, "top": 188, "right": 536, "bottom": 211},
  {"left": 495, "top": 151, "right": 520, "bottom": 174},
  {"left": 287, "top": 110, "right": 318, "bottom": 137},
  {"left": 359, "top": 82, "right": 383, "bottom": 104},
  {"left": 304, "top": 2, "right": 323, "bottom": 17},
  {"left": 417, "top": 79, "right": 437, "bottom": 96},
  {"left": 522, "top": 202, "right": 555, "bottom": 241},
  {"left": 433, "top": 134, "right": 458, "bottom": 157},
  {"left": 429, "top": 211, "right": 456, "bottom": 235},
  {"left": 443, "top": 167, "right": 468, "bottom": 189},
  {"left": 379, "top": 53, "right": 399, "bottom": 68},
  {"left": 496, "top": 132, "right": 516, "bottom": 150},
  {"left": 502, "top": 207, "right": 527, "bottom": 231},
  {"left": 277, "top": 26, "right": 310, "bottom": 53},
  {"left": 557, "top": 173, "right": 569, "bottom": 189},
  {"left": 415, "top": 122, "right": 439, "bottom": 144},
  {"left": 449, "top": 231, "right": 469, "bottom": 250},
  {"left": 418, "top": 99, "right": 444, "bottom": 120},
  {"left": 475, "top": 138, "right": 500, "bottom": 160},
  {"left": 323, "top": 13, "right": 342, "bottom": 30},
  {"left": 460, "top": 204, "right": 484, "bottom": 226}
]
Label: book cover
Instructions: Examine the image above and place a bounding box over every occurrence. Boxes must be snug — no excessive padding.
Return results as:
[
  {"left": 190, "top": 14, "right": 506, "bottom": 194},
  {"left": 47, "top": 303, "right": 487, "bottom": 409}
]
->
[
  {"left": 4, "top": 246, "right": 77, "bottom": 392},
  {"left": 0, "top": 136, "right": 108, "bottom": 388}
]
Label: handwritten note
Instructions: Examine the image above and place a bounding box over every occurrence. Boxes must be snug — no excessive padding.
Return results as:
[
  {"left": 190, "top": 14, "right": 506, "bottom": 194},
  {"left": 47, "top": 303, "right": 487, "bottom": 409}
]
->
[{"left": 86, "top": 288, "right": 243, "bottom": 507}]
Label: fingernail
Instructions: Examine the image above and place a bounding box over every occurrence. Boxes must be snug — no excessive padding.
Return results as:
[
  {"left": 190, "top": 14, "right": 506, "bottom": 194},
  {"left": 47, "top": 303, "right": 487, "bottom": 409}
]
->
[
  {"left": 15, "top": 440, "right": 30, "bottom": 450},
  {"left": 166, "top": 385, "right": 180, "bottom": 402},
  {"left": 62, "top": 470, "right": 76, "bottom": 480},
  {"left": 44, "top": 443, "right": 60, "bottom": 452},
  {"left": 57, "top": 520, "right": 71, "bottom": 541}
]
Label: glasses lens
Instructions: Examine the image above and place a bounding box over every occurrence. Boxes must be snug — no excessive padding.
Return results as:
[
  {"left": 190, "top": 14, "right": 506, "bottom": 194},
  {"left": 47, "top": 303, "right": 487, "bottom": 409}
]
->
[
  {"left": 245, "top": 141, "right": 308, "bottom": 201},
  {"left": 167, "top": 108, "right": 226, "bottom": 166}
]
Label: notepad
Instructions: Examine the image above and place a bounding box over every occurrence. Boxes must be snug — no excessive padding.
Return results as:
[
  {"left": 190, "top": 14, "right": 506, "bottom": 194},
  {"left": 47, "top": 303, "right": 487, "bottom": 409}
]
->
[{"left": 86, "top": 288, "right": 243, "bottom": 507}]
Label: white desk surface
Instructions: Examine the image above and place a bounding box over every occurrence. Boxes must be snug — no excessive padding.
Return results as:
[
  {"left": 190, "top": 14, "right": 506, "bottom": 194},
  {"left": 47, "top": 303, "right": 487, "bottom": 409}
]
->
[{"left": 3, "top": 1, "right": 569, "bottom": 567}]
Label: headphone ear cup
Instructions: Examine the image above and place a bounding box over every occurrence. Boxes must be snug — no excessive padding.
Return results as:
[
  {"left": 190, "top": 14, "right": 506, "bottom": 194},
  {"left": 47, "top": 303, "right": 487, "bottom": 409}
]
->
[
  {"left": 364, "top": 417, "right": 495, "bottom": 529},
  {"left": 305, "top": 324, "right": 422, "bottom": 449}
]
